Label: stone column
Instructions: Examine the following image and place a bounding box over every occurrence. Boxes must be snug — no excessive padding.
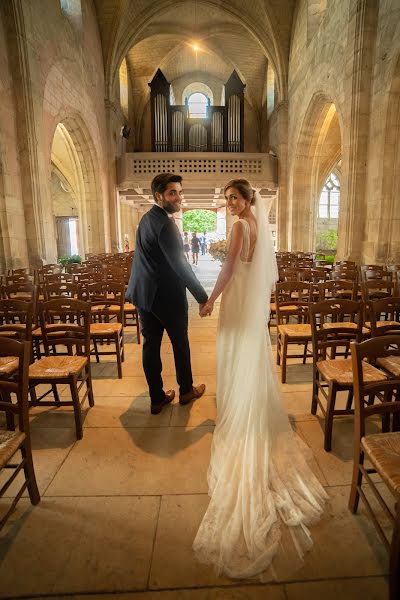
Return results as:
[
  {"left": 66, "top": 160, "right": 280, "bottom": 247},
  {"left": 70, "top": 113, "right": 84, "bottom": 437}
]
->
[
  {"left": 269, "top": 102, "right": 288, "bottom": 251},
  {"left": 173, "top": 209, "right": 183, "bottom": 233},
  {"left": 3, "top": 0, "right": 55, "bottom": 266},
  {"left": 336, "top": 0, "right": 378, "bottom": 261},
  {"left": 104, "top": 98, "right": 120, "bottom": 254},
  {"left": 217, "top": 207, "right": 227, "bottom": 236}
]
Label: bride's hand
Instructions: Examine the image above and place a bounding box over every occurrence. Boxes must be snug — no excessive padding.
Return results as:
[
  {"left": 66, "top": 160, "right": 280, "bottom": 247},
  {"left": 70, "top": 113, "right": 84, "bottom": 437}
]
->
[{"left": 200, "top": 301, "right": 214, "bottom": 317}]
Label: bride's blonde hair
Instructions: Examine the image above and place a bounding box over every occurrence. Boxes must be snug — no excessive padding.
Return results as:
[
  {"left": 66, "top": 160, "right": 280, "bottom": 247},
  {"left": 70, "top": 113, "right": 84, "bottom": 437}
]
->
[{"left": 224, "top": 178, "right": 256, "bottom": 205}]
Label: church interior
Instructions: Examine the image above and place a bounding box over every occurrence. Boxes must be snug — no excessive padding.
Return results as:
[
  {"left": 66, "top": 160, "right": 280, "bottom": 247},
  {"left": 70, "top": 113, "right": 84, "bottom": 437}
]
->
[{"left": 0, "top": 0, "right": 400, "bottom": 598}]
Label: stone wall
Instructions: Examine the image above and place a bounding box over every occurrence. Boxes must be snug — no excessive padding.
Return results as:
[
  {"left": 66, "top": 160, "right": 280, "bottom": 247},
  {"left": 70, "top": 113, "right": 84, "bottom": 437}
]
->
[
  {"left": 287, "top": 0, "right": 400, "bottom": 262},
  {"left": 0, "top": 0, "right": 112, "bottom": 268}
]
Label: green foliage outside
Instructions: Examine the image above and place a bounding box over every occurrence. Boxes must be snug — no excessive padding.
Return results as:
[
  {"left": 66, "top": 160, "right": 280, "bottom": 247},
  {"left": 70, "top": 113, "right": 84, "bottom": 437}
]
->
[
  {"left": 317, "top": 229, "right": 338, "bottom": 250},
  {"left": 183, "top": 209, "right": 217, "bottom": 233},
  {"left": 58, "top": 254, "right": 81, "bottom": 267}
]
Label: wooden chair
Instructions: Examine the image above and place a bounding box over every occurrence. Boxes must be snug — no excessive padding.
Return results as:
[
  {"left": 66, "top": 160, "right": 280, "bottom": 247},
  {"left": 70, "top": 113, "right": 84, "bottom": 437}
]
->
[
  {"left": 2, "top": 282, "right": 37, "bottom": 303},
  {"left": 5, "top": 274, "right": 33, "bottom": 285},
  {"left": 362, "top": 279, "right": 396, "bottom": 303},
  {"left": 7, "top": 268, "right": 29, "bottom": 276},
  {"left": 334, "top": 260, "right": 356, "bottom": 268},
  {"left": 83, "top": 282, "right": 125, "bottom": 378},
  {"left": 279, "top": 267, "right": 300, "bottom": 282},
  {"left": 366, "top": 297, "right": 400, "bottom": 337},
  {"left": 276, "top": 282, "right": 313, "bottom": 383},
  {"left": 310, "top": 299, "right": 385, "bottom": 451},
  {"left": 0, "top": 337, "right": 40, "bottom": 529},
  {"left": 361, "top": 269, "right": 392, "bottom": 284},
  {"left": 318, "top": 279, "right": 357, "bottom": 302},
  {"left": 349, "top": 335, "right": 400, "bottom": 600},
  {"left": 28, "top": 298, "right": 94, "bottom": 439},
  {"left": 64, "top": 263, "right": 81, "bottom": 274},
  {"left": 44, "top": 272, "right": 74, "bottom": 284},
  {"left": 0, "top": 299, "right": 34, "bottom": 344},
  {"left": 43, "top": 282, "right": 80, "bottom": 300}
]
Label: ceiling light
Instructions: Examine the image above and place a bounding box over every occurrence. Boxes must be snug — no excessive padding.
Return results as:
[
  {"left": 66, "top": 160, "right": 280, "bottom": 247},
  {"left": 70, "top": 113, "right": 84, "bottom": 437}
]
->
[{"left": 192, "top": 43, "right": 200, "bottom": 52}]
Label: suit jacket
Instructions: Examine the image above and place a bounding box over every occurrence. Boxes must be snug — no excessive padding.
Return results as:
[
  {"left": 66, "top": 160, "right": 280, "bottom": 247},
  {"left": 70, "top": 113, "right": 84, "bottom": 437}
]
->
[{"left": 126, "top": 205, "right": 208, "bottom": 312}]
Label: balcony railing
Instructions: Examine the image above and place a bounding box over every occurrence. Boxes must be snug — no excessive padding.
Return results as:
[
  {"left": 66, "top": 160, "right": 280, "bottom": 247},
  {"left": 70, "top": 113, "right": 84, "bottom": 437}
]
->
[{"left": 118, "top": 152, "right": 278, "bottom": 189}]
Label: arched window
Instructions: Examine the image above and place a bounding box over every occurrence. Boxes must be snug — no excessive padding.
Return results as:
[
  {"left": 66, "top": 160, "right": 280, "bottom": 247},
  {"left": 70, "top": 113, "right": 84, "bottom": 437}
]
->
[
  {"left": 60, "top": 0, "right": 82, "bottom": 28},
  {"left": 316, "top": 171, "right": 340, "bottom": 253},
  {"left": 119, "top": 58, "right": 129, "bottom": 120},
  {"left": 319, "top": 172, "right": 340, "bottom": 218},
  {"left": 187, "top": 92, "right": 209, "bottom": 119}
]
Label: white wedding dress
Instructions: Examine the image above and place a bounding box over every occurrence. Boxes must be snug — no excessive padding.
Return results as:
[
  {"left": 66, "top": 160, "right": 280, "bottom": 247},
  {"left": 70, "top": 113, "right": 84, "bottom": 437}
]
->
[{"left": 193, "top": 194, "right": 328, "bottom": 579}]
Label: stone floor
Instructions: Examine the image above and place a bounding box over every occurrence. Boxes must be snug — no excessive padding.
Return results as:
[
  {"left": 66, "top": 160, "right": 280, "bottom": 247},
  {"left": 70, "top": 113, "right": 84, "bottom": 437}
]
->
[{"left": 0, "top": 255, "right": 391, "bottom": 599}]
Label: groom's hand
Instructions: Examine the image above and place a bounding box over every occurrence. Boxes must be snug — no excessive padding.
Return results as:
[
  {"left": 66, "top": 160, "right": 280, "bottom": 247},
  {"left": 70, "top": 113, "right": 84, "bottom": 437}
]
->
[{"left": 199, "top": 302, "right": 213, "bottom": 317}]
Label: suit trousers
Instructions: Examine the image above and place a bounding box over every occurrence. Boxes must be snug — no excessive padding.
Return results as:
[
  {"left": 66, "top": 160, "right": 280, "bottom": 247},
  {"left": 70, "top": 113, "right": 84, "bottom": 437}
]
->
[{"left": 138, "top": 301, "right": 193, "bottom": 405}]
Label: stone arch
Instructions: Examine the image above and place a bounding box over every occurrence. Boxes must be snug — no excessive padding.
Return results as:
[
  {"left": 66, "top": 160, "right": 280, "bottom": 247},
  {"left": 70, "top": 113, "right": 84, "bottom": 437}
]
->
[
  {"left": 182, "top": 82, "right": 214, "bottom": 105},
  {"left": 378, "top": 54, "right": 400, "bottom": 262},
  {"left": 49, "top": 115, "right": 106, "bottom": 258},
  {"left": 289, "top": 92, "right": 342, "bottom": 251}
]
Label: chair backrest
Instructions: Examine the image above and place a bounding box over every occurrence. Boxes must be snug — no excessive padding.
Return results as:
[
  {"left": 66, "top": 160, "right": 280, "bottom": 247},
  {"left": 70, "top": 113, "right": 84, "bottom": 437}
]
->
[
  {"left": 43, "top": 282, "right": 80, "bottom": 300},
  {"left": 39, "top": 298, "right": 91, "bottom": 357},
  {"left": 64, "top": 263, "right": 81, "bottom": 274},
  {"left": 334, "top": 260, "right": 356, "bottom": 268},
  {"left": 85, "top": 281, "right": 125, "bottom": 322},
  {"left": 279, "top": 267, "right": 300, "bottom": 282},
  {"left": 361, "top": 279, "right": 395, "bottom": 302},
  {"left": 0, "top": 299, "right": 34, "bottom": 342},
  {"left": 44, "top": 273, "right": 73, "bottom": 284},
  {"left": 310, "top": 299, "right": 363, "bottom": 360},
  {"left": 2, "top": 282, "right": 37, "bottom": 304},
  {"left": 361, "top": 269, "right": 392, "bottom": 283},
  {"left": 0, "top": 337, "right": 30, "bottom": 433},
  {"left": 318, "top": 279, "right": 357, "bottom": 301},
  {"left": 331, "top": 268, "right": 358, "bottom": 282},
  {"left": 351, "top": 335, "right": 400, "bottom": 440},
  {"left": 7, "top": 268, "right": 29, "bottom": 276},
  {"left": 367, "top": 297, "right": 400, "bottom": 336},
  {"left": 275, "top": 282, "right": 312, "bottom": 323},
  {"left": 75, "top": 271, "right": 105, "bottom": 284},
  {"left": 5, "top": 274, "right": 33, "bottom": 285}
]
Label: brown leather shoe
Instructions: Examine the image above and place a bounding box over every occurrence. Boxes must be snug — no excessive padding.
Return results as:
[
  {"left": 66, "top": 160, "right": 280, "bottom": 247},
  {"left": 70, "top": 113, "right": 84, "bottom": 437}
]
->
[
  {"left": 179, "top": 384, "right": 206, "bottom": 405},
  {"left": 151, "top": 389, "right": 175, "bottom": 415}
]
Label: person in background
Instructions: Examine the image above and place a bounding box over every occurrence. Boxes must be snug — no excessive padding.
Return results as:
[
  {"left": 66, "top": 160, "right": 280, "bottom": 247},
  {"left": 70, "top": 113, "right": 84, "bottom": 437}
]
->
[
  {"left": 191, "top": 231, "right": 200, "bottom": 265},
  {"left": 200, "top": 231, "right": 207, "bottom": 255},
  {"left": 183, "top": 232, "right": 190, "bottom": 261}
]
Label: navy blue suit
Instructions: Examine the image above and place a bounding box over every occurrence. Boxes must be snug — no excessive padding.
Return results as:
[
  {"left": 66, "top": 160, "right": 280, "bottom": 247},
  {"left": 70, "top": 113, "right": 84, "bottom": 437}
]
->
[{"left": 126, "top": 205, "right": 208, "bottom": 404}]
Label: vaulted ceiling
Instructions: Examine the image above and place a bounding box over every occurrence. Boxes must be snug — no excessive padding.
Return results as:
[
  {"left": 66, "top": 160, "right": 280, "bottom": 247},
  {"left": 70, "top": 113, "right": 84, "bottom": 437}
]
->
[{"left": 93, "top": 0, "right": 296, "bottom": 110}]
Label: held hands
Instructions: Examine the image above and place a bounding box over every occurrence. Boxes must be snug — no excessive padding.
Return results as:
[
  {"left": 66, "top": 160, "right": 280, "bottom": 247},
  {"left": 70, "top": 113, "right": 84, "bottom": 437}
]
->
[{"left": 199, "top": 301, "right": 214, "bottom": 318}]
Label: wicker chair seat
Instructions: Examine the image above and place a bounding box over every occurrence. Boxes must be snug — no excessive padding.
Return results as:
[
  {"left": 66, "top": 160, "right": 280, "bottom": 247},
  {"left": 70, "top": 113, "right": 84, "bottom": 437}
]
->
[
  {"left": 362, "top": 432, "right": 400, "bottom": 495},
  {"left": 377, "top": 355, "right": 400, "bottom": 377},
  {"left": 272, "top": 303, "right": 298, "bottom": 312},
  {"left": 317, "top": 358, "right": 387, "bottom": 385},
  {"left": 321, "top": 322, "right": 370, "bottom": 335},
  {"left": 90, "top": 322, "right": 122, "bottom": 334},
  {"left": 277, "top": 323, "right": 312, "bottom": 338},
  {"left": 29, "top": 355, "right": 87, "bottom": 379},
  {"left": 32, "top": 324, "right": 79, "bottom": 338},
  {"left": 124, "top": 302, "right": 136, "bottom": 311},
  {"left": 365, "top": 320, "right": 399, "bottom": 329},
  {"left": 0, "top": 356, "right": 19, "bottom": 375},
  {"left": 0, "top": 430, "right": 26, "bottom": 468},
  {"left": 0, "top": 324, "right": 26, "bottom": 334}
]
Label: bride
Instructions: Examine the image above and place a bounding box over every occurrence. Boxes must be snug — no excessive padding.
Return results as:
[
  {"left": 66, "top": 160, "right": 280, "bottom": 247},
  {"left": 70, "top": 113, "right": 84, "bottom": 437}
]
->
[{"left": 193, "top": 178, "right": 327, "bottom": 579}]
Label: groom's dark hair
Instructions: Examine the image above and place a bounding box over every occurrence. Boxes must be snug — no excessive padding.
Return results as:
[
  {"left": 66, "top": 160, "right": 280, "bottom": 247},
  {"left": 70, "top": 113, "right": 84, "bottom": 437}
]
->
[{"left": 151, "top": 173, "right": 182, "bottom": 200}]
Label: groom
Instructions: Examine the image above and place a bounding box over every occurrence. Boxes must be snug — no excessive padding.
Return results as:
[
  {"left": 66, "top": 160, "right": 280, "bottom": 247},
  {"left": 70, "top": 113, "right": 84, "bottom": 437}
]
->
[{"left": 126, "top": 173, "right": 208, "bottom": 414}]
